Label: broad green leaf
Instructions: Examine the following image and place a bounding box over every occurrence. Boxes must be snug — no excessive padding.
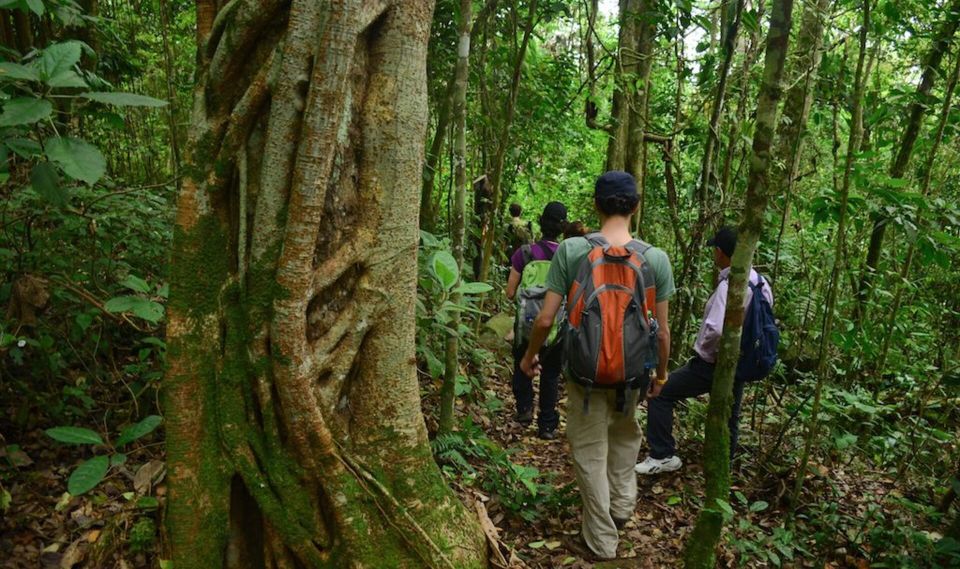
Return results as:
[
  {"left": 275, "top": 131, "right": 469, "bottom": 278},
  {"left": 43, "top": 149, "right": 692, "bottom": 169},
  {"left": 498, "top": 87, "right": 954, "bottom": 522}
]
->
[
  {"left": 68, "top": 455, "right": 109, "bottom": 495},
  {"left": 5, "top": 138, "right": 42, "bottom": 158},
  {"left": 30, "top": 161, "right": 66, "bottom": 206},
  {"left": 110, "top": 453, "right": 127, "bottom": 466},
  {"left": 749, "top": 500, "right": 769, "bottom": 513},
  {"left": 0, "top": 98, "right": 53, "bottom": 127},
  {"left": 45, "top": 136, "right": 106, "bottom": 185},
  {"left": 120, "top": 275, "right": 151, "bottom": 293},
  {"left": 667, "top": 495, "right": 682, "bottom": 506},
  {"left": 116, "top": 415, "right": 162, "bottom": 447},
  {"left": 0, "top": 62, "right": 40, "bottom": 82},
  {"left": 39, "top": 42, "right": 82, "bottom": 82},
  {"left": 104, "top": 296, "right": 164, "bottom": 323},
  {"left": 45, "top": 426, "right": 103, "bottom": 445},
  {"left": 715, "top": 498, "right": 735, "bottom": 519},
  {"left": 0, "top": 487, "right": 10, "bottom": 512},
  {"left": 454, "top": 281, "right": 493, "bottom": 295},
  {"left": 419, "top": 230, "right": 440, "bottom": 247},
  {"left": 431, "top": 251, "right": 459, "bottom": 290},
  {"left": 81, "top": 92, "right": 167, "bottom": 108},
  {"left": 47, "top": 70, "right": 88, "bottom": 89},
  {"left": 528, "top": 540, "right": 545, "bottom": 549},
  {"left": 25, "top": 0, "right": 44, "bottom": 15}
]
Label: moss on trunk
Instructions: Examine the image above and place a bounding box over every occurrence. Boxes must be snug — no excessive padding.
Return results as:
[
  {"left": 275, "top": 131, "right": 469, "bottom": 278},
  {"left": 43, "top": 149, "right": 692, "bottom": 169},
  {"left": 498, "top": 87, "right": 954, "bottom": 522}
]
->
[
  {"left": 165, "top": 2, "right": 487, "bottom": 567},
  {"left": 683, "top": 0, "right": 794, "bottom": 565}
]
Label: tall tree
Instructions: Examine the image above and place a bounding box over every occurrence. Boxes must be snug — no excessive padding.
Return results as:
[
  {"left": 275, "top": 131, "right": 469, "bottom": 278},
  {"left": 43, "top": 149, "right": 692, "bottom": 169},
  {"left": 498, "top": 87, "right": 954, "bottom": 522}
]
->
[
  {"left": 683, "top": 0, "right": 794, "bottom": 565},
  {"left": 855, "top": 0, "right": 960, "bottom": 322},
  {"left": 603, "top": 0, "right": 641, "bottom": 171},
  {"left": 670, "top": 0, "right": 745, "bottom": 359},
  {"left": 771, "top": 0, "right": 832, "bottom": 281},
  {"left": 165, "top": 2, "right": 486, "bottom": 567},
  {"left": 791, "top": 0, "right": 872, "bottom": 509},
  {"left": 874, "top": 52, "right": 960, "bottom": 377},
  {"left": 439, "top": 0, "right": 475, "bottom": 435},
  {"left": 477, "top": 0, "right": 538, "bottom": 284}
]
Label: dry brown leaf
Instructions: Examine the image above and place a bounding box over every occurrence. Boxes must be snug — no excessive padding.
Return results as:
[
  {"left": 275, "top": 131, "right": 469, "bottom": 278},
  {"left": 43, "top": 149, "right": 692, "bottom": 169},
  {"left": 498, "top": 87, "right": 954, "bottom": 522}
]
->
[
  {"left": 475, "top": 500, "right": 509, "bottom": 567},
  {"left": 59, "top": 540, "right": 85, "bottom": 569},
  {"left": 133, "top": 460, "right": 165, "bottom": 495}
]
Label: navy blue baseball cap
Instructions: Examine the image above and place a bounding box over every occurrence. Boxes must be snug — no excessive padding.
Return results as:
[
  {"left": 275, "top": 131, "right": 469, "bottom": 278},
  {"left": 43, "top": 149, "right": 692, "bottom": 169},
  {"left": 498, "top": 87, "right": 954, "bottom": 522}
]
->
[
  {"left": 707, "top": 226, "right": 737, "bottom": 257},
  {"left": 594, "top": 171, "right": 638, "bottom": 200}
]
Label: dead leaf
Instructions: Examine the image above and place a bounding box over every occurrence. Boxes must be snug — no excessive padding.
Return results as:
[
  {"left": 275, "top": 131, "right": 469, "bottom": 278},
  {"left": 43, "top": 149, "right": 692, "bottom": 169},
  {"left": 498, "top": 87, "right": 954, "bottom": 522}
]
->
[
  {"left": 134, "top": 460, "right": 165, "bottom": 494},
  {"left": 59, "top": 540, "right": 85, "bottom": 569},
  {"left": 475, "top": 500, "right": 509, "bottom": 567}
]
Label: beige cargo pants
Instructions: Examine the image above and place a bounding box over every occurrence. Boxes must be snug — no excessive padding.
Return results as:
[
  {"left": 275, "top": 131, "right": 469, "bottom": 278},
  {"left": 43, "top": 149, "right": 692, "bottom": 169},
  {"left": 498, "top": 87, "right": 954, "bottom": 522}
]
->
[{"left": 565, "top": 381, "right": 643, "bottom": 559}]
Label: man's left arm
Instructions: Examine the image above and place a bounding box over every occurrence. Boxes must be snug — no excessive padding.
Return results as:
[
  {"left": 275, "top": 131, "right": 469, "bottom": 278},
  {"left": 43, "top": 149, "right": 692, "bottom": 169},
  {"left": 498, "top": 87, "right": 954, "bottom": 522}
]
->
[{"left": 519, "top": 291, "right": 563, "bottom": 377}]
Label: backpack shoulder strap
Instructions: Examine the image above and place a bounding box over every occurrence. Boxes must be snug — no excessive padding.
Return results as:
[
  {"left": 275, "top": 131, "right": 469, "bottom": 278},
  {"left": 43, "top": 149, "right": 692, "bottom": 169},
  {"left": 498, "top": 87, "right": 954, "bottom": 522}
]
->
[
  {"left": 625, "top": 239, "right": 653, "bottom": 257},
  {"left": 584, "top": 232, "right": 608, "bottom": 249},
  {"left": 519, "top": 243, "right": 534, "bottom": 268}
]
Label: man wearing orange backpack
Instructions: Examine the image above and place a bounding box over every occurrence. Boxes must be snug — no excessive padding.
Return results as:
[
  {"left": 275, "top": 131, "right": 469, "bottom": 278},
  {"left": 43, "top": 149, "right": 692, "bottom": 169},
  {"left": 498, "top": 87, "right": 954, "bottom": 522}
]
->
[{"left": 520, "top": 171, "right": 675, "bottom": 560}]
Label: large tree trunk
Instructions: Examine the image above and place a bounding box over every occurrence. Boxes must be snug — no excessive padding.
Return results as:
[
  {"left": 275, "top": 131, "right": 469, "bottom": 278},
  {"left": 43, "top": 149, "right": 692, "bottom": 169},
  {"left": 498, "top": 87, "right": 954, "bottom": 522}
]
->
[
  {"left": 790, "top": 0, "right": 871, "bottom": 510},
  {"left": 165, "top": 2, "right": 486, "bottom": 568},
  {"left": 771, "top": 0, "right": 831, "bottom": 282},
  {"left": 683, "top": 0, "right": 794, "bottom": 565},
  {"left": 855, "top": 0, "right": 960, "bottom": 323}
]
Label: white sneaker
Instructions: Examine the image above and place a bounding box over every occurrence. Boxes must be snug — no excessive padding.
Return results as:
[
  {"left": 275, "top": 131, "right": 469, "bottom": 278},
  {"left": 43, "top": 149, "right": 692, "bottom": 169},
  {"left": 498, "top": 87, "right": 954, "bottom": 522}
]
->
[{"left": 635, "top": 455, "right": 682, "bottom": 475}]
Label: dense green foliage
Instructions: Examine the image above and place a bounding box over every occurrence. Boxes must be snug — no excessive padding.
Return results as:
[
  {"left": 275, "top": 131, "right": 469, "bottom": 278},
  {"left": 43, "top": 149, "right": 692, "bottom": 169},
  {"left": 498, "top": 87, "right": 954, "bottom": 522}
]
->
[{"left": 2, "top": 0, "right": 960, "bottom": 567}]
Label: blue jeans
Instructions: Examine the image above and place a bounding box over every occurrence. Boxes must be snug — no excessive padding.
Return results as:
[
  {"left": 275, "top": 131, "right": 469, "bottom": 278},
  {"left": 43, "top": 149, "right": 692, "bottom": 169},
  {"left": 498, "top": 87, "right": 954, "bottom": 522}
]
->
[
  {"left": 646, "top": 356, "right": 746, "bottom": 460},
  {"left": 513, "top": 341, "right": 562, "bottom": 432}
]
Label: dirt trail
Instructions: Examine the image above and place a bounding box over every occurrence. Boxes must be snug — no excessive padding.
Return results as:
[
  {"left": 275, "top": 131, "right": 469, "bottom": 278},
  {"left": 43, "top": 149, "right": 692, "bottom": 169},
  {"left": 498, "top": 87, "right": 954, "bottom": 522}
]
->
[{"left": 478, "top": 314, "right": 701, "bottom": 568}]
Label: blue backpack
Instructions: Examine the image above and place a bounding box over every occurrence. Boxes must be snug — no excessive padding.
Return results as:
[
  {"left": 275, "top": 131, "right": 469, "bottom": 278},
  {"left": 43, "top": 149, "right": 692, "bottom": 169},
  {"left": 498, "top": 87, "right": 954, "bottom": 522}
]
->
[{"left": 736, "top": 276, "right": 779, "bottom": 382}]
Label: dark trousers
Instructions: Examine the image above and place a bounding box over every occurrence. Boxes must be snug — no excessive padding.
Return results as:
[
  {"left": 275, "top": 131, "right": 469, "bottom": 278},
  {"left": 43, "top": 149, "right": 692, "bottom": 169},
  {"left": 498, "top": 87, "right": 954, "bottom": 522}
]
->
[
  {"left": 512, "top": 341, "right": 562, "bottom": 431},
  {"left": 646, "top": 356, "right": 746, "bottom": 460}
]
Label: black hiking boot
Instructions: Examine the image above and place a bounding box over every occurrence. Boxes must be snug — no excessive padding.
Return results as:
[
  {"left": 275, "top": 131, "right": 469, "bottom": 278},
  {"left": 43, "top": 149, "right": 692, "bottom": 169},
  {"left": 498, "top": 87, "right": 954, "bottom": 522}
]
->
[
  {"left": 515, "top": 409, "right": 533, "bottom": 426},
  {"left": 538, "top": 428, "right": 558, "bottom": 440}
]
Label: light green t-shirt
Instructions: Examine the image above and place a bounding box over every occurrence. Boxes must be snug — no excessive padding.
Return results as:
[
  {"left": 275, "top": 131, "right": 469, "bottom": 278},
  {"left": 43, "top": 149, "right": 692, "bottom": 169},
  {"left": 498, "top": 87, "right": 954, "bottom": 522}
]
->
[{"left": 545, "top": 236, "right": 676, "bottom": 302}]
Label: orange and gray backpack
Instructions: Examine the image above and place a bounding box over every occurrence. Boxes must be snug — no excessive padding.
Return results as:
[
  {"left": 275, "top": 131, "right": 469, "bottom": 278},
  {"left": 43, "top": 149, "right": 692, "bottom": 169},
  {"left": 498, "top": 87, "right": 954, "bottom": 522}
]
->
[{"left": 563, "top": 233, "right": 659, "bottom": 411}]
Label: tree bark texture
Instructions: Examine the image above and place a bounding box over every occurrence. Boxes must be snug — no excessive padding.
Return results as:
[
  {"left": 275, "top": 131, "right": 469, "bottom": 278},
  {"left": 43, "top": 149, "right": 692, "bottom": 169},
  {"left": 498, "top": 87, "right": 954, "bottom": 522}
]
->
[
  {"left": 683, "top": 0, "right": 794, "bottom": 566},
  {"left": 605, "top": 0, "right": 640, "bottom": 171},
  {"left": 439, "top": 0, "right": 473, "bottom": 436},
  {"left": 165, "top": 2, "right": 486, "bottom": 568},
  {"left": 855, "top": 0, "right": 960, "bottom": 322},
  {"left": 790, "top": 0, "right": 870, "bottom": 510},
  {"left": 771, "top": 0, "right": 832, "bottom": 282}
]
